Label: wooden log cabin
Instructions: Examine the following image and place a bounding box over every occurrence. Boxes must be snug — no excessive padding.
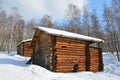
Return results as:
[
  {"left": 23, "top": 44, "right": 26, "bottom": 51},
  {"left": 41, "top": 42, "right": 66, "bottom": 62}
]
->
[
  {"left": 17, "top": 39, "right": 33, "bottom": 57},
  {"left": 29, "top": 26, "right": 104, "bottom": 72}
]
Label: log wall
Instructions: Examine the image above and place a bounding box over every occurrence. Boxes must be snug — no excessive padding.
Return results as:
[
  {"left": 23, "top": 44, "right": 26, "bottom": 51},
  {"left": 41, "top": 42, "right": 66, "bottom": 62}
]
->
[
  {"left": 17, "top": 41, "right": 33, "bottom": 57},
  {"left": 89, "top": 47, "right": 103, "bottom": 72},
  {"left": 17, "top": 44, "right": 23, "bottom": 55},
  {"left": 34, "top": 33, "right": 52, "bottom": 69},
  {"left": 55, "top": 38, "right": 87, "bottom": 72},
  {"left": 23, "top": 41, "right": 33, "bottom": 57},
  {"left": 31, "top": 30, "right": 103, "bottom": 72}
]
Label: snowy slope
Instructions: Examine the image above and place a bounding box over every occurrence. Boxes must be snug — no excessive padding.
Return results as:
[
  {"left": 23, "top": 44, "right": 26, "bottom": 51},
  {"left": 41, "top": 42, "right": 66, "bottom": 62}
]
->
[{"left": 0, "top": 52, "right": 120, "bottom": 80}]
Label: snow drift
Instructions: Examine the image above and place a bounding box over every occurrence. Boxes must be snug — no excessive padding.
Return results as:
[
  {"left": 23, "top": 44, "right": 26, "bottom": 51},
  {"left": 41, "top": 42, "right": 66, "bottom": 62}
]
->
[{"left": 0, "top": 52, "right": 120, "bottom": 80}]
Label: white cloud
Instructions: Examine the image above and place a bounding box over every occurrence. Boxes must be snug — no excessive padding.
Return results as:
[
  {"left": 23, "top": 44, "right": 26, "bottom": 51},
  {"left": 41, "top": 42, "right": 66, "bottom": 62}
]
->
[{"left": 1, "top": 0, "right": 87, "bottom": 21}]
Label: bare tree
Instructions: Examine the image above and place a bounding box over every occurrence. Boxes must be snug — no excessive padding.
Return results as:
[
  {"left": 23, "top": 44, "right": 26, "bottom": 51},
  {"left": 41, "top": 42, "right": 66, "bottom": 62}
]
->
[
  {"left": 65, "top": 4, "right": 82, "bottom": 34},
  {"left": 24, "top": 19, "right": 36, "bottom": 39},
  {"left": 103, "top": 1, "right": 120, "bottom": 61},
  {"left": 39, "top": 15, "right": 53, "bottom": 28},
  {"left": 82, "top": 6, "right": 90, "bottom": 36}
]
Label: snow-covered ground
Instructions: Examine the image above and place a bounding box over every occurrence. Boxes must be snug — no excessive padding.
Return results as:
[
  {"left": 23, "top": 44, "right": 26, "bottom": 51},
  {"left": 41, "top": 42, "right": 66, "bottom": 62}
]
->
[{"left": 0, "top": 52, "right": 120, "bottom": 80}]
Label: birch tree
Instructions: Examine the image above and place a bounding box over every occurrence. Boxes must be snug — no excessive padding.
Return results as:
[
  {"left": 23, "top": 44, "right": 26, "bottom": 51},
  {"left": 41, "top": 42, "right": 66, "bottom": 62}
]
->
[{"left": 65, "top": 4, "right": 82, "bottom": 34}]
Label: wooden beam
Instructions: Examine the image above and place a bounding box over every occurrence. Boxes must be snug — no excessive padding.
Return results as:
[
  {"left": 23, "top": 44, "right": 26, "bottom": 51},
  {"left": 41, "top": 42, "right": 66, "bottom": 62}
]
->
[
  {"left": 50, "top": 36, "right": 57, "bottom": 72},
  {"left": 22, "top": 43, "right": 24, "bottom": 56},
  {"left": 85, "top": 43, "right": 90, "bottom": 71},
  {"left": 99, "top": 48, "right": 103, "bottom": 71},
  {"left": 26, "top": 30, "right": 41, "bottom": 64}
]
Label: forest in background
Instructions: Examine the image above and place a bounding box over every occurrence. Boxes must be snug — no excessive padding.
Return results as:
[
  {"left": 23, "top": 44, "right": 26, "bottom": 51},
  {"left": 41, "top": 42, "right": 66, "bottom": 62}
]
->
[{"left": 0, "top": 0, "right": 120, "bottom": 58}]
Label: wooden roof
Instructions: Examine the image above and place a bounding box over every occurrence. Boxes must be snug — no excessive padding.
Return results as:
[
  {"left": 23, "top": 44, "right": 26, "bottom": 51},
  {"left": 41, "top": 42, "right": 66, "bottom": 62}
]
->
[
  {"left": 17, "top": 39, "right": 32, "bottom": 46},
  {"left": 35, "top": 26, "right": 104, "bottom": 43}
]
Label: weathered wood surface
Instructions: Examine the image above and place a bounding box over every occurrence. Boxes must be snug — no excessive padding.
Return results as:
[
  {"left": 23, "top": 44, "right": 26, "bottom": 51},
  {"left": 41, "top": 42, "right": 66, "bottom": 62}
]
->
[
  {"left": 33, "top": 33, "right": 52, "bottom": 69},
  {"left": 17, "top": 40, "right": 33, "bottom": 57},
  {"left": 29, "top": 31, "right": 103, "bottom": 72},
  {"left": 23, "top": 41, "right": 33, "bottom": 57},
  {"left": 89, "top": 47, "right": 102, "bottom": 72},
  {"left": 54, "top": 37, "right": 87, "bottom": 72}
]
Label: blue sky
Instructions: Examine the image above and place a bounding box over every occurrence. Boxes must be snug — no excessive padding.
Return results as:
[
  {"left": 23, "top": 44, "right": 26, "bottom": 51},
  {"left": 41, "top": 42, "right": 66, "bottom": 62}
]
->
[
  {"left": 1, "top": 0, "right": 112, "bottom": 22},
  {"left": 87, "top": 0, "right": 112, "bottom": 18}
]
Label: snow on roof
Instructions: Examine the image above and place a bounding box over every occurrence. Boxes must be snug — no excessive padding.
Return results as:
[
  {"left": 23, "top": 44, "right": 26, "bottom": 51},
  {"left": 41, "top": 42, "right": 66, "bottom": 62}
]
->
[
  {"left": 17, "top": 39, "right": 32, "bottom": 46},
  {"left": 36, "top": 26, "right": 104, "bottom": 43}
]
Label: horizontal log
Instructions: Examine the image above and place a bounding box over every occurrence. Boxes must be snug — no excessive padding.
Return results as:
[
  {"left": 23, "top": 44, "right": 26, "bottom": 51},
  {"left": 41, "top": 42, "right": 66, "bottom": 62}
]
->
[
  {"left": 24, "top": 44, "right": 31, "bottom": 47},
  {"left": 24, "top": 48, "right": 33, "bottom": 51},
  {"left": 90, "top": 50, "right": 99, "bottom": 52},
  {"left": 23, "top": 42, "right": 31, "bottom": 44},
  {"left": 90, "top": 51, "right": 99, "bottom": 54},
  {"left": 90, "top": 52, "right": 99, "bottom": 54},
  {"left": 56, "top": 43, "right": 86, "bottom": 47},
  {"left": 57, "top": 54, "right": 86, "bottom": 57},
  {"left": 24, "top": 44, "right": 31, "bottom": 46},
  {"left": 55, "top": 45, "right": 86, "bottom": 49},
  {"left": 90, "top": 49, "right": 99, "bottom": 51},
  {"left": 90, "top": 67, "right": 99, "bottom": 69},
  {"left": 56, "top": 49, "right": 86, "bottom": 52},
  {"left": 56, "top": 52, "right": 86, "bottom": 56},
  {"left": 57, "top": 55, "right": 86, "bottom": 58},
  {"left": 56, "top": 68, "right": 73, "bottom": 71},
  {"left": 56, "top": 69, "right": 73, "bottom": 72},
  {"left": 90, "top": 59, "right": 99, "bottom": 61},
  {"left": 56, "top": 63, "right": 86, "bottom": 66},
  {"left": 24, "top": 52, "right": 31, "bottom": 54},
  {"left": 57, "top": 58, "right": 86, "bottom": 62},
  {"left": 90, "top": 51, "right": 99, "bottom": 53},
  {"left": 56, "top": 45, "right": 85, "bottom": 48},
  {"left": 56, "top": 66, "right": 86, "bottom": 72},
  {"left": 78, "top": 69, "right": 86, "bottom": 71},
  {"left": 90, "top": 69, "right": 98, "bottom": 72},
  {"left": 56, "top": 40, "right": 86, "bottom": 44},
  {"left": 57, "top": 58, "right": 86, "bottom": 60},
  {"left": 90, "top": 54, "right": 99, "bottom": 57},
  {"left": 90, "top": 51, "right": 99, "bottom": 52},
  {"left": 90, "top": 66, "right": 99, "bottom": 70},
  {"left": 56, "top": 48, "right": 86, "bottom": 51},
  {"left": 56, "top": 66, "right": 73, "bottom": 69},
  {"left": 56, "top": 38, "right": 79, "bottom": 42},
  {"left": 90, "top": 56, "right": 99, "bottom": 58},
  {"left": 90, "top": 63, "right": 100, "bottom": 65},
  {"left": 24, "top": 52, "right": 32, "bottom": 54},
  {"left": 57, "top": 56, "right": 86, "bottom": 59},
  {"left": 56, "top": 56, "right": 85, "bottom": 59},
  {"left": 78, "top": 66, "right": 86, "bottom": 69},
  {"left": 24, "top": 50, "right": 33, "bottom": 52},
  {"left": 55, "top": 44, "right": 86, "bottom": 48},
  {"left": 23, "top": 54, "right": 31, "bottom": 57},
  {"left": 57, "top": 59, "right": 86, "bottom": 63},
  {"left": 56, "top": 50, "right": 85, "bottom": 52},
  {"left": 78, "top": 66, "right": 86, "bottom": 68},
  {"left": 56, "top": 41, "right": 85, "bottom": 44},
  {"left": 90, "top": 57, "right": 99, "bottom": 59},
  {"left": 56, "top": 43, "right": 85, "bottom": 46},
  {"left": 90, "top": 61, "right": 99, "bottom": 63}
]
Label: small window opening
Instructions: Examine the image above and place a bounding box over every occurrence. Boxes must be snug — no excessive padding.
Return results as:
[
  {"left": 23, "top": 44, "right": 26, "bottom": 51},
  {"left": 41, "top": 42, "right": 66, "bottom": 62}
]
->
[{"left": 61, "top": 46, "right": 67, "bottom": 48}]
